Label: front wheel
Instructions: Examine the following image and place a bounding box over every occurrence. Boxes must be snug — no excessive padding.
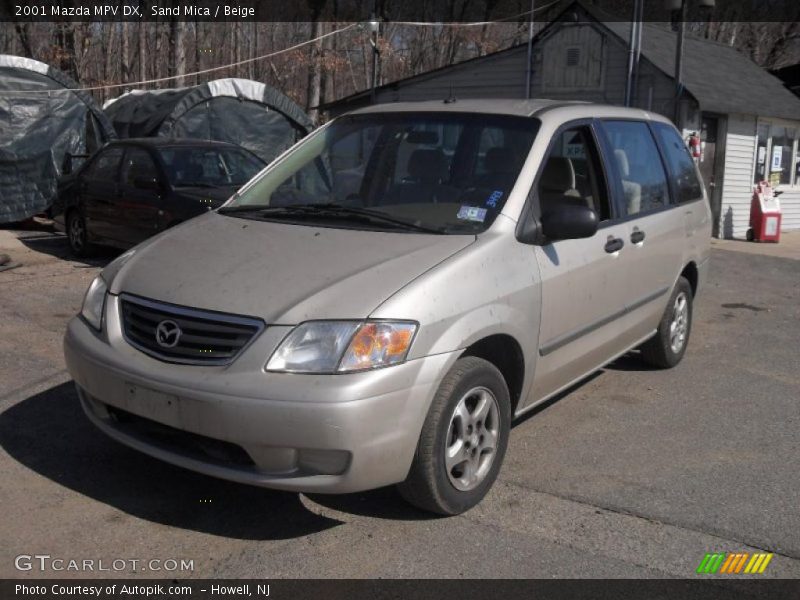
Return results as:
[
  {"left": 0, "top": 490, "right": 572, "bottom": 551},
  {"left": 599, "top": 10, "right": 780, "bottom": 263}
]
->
[
  {"left": 398, "top": 356, "right": 511, "bottom": 515},
  {"left": 640, "top": 276, "right": 693, "bottom": 369}
]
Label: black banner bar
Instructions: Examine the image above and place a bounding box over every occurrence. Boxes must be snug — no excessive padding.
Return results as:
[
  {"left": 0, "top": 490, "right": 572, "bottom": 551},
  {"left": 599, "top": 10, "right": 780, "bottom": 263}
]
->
[
  {"left": 0, "top": 0, "right": 798, "bottom": 23},
  {"left": 3, "top": 579, "right": 800, "bottom": 600}
]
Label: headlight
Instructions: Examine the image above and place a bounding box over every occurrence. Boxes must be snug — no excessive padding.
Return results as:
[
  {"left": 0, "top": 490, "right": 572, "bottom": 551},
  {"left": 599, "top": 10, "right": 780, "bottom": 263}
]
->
[
  {"left": 267, "top": 321, "right": 417, "bottom": 374},
  {"left": 80, "top": 275, "right": 107, "bottom": 331}
]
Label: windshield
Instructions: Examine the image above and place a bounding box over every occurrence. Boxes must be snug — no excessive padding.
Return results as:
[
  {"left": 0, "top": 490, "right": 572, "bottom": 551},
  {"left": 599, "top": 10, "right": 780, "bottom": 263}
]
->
[
  {"left": 226, "top": 112, "right": 539, "bottom": 234},
  {"left": 159, "top": 146, "right": 265, "bottom": 188}
]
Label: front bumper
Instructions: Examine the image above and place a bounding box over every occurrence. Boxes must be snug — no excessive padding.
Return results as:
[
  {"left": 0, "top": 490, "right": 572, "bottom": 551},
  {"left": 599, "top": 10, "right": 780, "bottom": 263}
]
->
[{"left": 64, "top": 295, "right": 459, "bottom": 493}]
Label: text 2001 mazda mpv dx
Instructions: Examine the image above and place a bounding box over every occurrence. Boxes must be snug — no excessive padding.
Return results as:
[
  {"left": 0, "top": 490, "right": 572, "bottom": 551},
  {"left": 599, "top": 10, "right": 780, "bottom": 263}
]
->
[{"left": 65, "top": 100, "right": 710, "bottom": 514}]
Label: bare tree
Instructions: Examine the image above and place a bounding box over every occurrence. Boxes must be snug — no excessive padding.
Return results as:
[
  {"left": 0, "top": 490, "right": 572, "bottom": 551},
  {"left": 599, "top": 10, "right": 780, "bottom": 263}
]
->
[{"left": 169, "top": 19, "right": 186, "bottom": 86}]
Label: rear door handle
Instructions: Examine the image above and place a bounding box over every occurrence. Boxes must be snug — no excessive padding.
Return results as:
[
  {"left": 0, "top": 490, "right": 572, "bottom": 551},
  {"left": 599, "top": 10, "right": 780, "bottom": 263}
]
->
[
  {"left": 631, "top": 228, "right": 646, "bottom": 244},
  {"left": 604, "top": 236, "right": 624, "bottom": 253}
]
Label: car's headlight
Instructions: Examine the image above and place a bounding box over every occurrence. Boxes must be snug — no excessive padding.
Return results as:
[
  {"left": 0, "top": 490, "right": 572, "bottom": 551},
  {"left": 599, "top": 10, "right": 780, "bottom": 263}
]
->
[
  {"left": 80, "top": 275, "right": 107, "bottom": 331},
  {"left": 267, "top": 320, "right": 417, "bottom": 374}
]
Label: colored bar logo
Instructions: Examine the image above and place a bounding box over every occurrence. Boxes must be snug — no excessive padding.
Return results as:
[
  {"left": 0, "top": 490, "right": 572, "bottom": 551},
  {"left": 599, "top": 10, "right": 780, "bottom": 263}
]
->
[{"left": 696, "top": 552, "right": 773, "bottom": 574}]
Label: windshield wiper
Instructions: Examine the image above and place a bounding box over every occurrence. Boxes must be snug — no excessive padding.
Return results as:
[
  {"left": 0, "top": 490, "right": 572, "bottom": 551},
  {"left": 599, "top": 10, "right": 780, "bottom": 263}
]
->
[{"left": 218, "top": 203, "right": 446, "bottom": 234}]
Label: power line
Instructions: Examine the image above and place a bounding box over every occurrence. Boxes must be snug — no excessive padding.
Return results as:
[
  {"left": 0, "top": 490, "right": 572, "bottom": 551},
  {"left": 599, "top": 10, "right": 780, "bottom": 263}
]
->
[{"left": 0, "top": 22, "right": 358, "bottom": 94}]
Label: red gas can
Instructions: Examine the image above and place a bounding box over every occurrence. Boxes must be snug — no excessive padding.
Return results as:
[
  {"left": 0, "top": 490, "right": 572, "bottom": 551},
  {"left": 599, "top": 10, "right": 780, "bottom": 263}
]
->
[{"left": 747, "top": 181, "right": 782, "bottom": 243}]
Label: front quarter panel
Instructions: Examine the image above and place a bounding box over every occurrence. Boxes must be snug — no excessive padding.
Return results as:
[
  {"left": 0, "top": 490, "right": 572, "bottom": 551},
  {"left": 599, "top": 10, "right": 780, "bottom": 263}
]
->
[{"left": 370, "top": 217, "right": 541, "bottom": 403}]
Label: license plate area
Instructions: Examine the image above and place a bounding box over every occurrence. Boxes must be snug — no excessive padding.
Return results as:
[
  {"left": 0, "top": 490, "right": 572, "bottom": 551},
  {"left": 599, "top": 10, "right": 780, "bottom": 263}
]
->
[{"left": 122, "top": 382, "right": 181, "bottom": 427}]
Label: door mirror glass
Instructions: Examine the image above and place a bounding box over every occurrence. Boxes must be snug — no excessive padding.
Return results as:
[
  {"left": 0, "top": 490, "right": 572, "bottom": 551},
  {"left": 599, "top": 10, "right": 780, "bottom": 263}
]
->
[
  {"left": 133, "top": 176, "right": 161, "bottom": 191},
  {"left": 541, "top": 204, "right": 598, "bottom": 241}
]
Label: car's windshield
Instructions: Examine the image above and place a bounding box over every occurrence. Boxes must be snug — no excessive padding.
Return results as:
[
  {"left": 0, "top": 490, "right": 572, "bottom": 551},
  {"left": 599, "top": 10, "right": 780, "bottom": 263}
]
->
[
  {"left": 159, "top": 146, "right": 265, "bottom": 188},
  {"left": 226, "top": 112, "right": 540, "bottom": 234}
]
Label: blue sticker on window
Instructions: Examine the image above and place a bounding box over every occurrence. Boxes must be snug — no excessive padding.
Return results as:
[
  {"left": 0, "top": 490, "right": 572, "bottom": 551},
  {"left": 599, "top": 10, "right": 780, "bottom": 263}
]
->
[
  {"left": 485, "top": 190, "right": 504, "bottom": 208},
  {"left": 457, "top": 206, "right": 488, "bottom": 222}
]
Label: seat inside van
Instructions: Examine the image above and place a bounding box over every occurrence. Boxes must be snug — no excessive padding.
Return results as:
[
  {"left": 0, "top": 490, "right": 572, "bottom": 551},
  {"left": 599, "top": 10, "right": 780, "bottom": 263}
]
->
[
  {"left": 614, "top": 148, "right": 642, "bottom": 215},
  {"left": 538, "top": 156, "right": 586, "bottom": 214},
  {"left": 382, "top": 148, "right": 458, "bottom": 204}
]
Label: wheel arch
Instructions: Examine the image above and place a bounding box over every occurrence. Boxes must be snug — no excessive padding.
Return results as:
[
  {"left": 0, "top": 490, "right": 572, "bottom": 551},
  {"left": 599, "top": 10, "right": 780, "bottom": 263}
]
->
[
  {"left": 460, "top": 333, "right": 526, "bottom": 416},
  {"left": 680, "top": 261, "right": 698, "bottom": 297}
]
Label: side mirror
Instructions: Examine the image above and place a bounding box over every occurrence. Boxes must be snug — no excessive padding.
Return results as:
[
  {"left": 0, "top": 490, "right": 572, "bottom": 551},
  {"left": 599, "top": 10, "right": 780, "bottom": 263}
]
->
[
  {"left": 134, "top": 177, "right": 162, "bottom": 191},
  {"left": 541, "top": 203, "right": 598, "bottom": 241}
]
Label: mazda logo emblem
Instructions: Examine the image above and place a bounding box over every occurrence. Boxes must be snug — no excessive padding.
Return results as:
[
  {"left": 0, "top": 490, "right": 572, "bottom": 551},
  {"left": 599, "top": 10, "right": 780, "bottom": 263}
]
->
[{"left": 155, "top": 320, "right": 182, "bottom": 348}]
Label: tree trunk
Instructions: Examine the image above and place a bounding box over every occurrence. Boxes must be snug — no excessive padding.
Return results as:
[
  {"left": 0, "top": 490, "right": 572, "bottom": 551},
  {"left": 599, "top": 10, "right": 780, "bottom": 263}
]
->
[
  {"left": 13, "top": 23, "right": 33, "bottom": 58},
  {"left": 169, "top": 19, "right": 186, "bottom": 87},
  {"left": 306, "top": 21, "right": 324, "bottom": 122},
  {"left": 121, "top": 22, "right": 131, "bottom": 83},
  {"left": 138, "top": 22, "right": 147, "bottom": 84}
]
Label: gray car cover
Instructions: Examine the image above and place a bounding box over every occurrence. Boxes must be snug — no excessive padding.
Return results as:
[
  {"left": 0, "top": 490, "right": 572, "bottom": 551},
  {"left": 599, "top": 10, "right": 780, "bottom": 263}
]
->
[
  {"left": 104, "top": 78, "right": 313, "bottom": 165},
  {"left": 0, "top": 55, "right": 116, "bottom": 224}
]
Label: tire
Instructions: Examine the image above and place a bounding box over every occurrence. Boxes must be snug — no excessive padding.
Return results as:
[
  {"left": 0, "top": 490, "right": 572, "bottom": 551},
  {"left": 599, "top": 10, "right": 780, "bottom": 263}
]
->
[
  {"left": 746, "top": 228, "right": 754, "bottom": 242},
  {"left": 66, "top": 209, "right": 94, "bottom": 258},
  {"left": 398, "top": 356, "right": 511, "bottom": 515},
  {"left": 640, "top": 276, "right": 693, "bottom": 369}
]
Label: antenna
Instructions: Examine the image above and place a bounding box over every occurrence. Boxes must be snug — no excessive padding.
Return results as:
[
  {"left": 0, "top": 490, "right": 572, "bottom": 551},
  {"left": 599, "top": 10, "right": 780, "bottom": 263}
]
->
[{"left": 444, "top": 86, "right": 457, "bottom": 104}]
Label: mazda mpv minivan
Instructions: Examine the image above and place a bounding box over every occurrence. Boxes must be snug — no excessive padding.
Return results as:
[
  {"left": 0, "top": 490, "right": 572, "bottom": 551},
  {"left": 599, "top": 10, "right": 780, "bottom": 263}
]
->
[{"left": 64, "top": 100, "right": 711, "bottom": 515}]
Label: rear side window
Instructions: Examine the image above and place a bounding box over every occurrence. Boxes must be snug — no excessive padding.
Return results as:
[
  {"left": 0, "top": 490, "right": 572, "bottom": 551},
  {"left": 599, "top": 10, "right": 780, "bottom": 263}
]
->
[
  {"left": 602, "top": 121, "right": 669, "bottom": 216},
  {"left": 86, "top": 147, "right": 123, "bottom": 182},
  {"left": 653, "top": 122, "right": 704, "bottom": 203}
]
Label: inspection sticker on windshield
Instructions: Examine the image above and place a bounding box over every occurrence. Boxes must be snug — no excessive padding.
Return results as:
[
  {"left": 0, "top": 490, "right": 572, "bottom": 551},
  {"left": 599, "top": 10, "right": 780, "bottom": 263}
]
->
[
  {"left": 485, "top": 190, "right": 503, "bottom": 208},
  {"left": 457, "top": 206, "right": 488, "bottom": 222}
]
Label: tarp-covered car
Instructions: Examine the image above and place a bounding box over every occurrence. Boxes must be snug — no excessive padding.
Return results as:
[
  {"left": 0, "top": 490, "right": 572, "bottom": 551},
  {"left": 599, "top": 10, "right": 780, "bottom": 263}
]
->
[
  {"left": 103, "top": 78, "right": 313, "bottom": 165},
  {"left": 0, "top": 55, "right": 116, "bottom": 224}
]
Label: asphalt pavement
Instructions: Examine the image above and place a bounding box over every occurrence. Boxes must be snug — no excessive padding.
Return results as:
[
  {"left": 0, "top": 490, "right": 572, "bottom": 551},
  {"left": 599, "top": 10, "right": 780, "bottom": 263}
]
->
[{"left": 1, "top": 226, "right": 798, "bottom": 580}]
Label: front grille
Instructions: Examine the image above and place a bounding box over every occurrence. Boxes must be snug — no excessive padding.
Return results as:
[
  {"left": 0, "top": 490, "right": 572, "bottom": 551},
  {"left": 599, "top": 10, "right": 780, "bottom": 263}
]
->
[
  {"left": 119, "top": 294, "right": 264, "bottom": 365},
  {"left": 105, "top": 404, "right": 256, "bottom": 467}
]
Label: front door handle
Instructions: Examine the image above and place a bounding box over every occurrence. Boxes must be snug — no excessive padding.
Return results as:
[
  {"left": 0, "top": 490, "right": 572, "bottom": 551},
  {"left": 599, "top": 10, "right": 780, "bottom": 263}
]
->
[
  {"left": 604, "top": 236, "right": 624, "bottom": 253},
  {"left": 631, "top": 228, "right": 646, "bottom": 244}
]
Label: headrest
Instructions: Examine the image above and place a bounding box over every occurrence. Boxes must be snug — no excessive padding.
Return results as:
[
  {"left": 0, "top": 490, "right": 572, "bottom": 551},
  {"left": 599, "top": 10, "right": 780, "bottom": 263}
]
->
[
  {"left": 614, "top": 148, "right": 631, "bottom": 177},
  {"left": 408, "top": 148, "right": 446, "bottom": 184},
  {"left": 540, "top": 156, "right": 576, "bottom": 192},
  {"left": 485, "top": 147, "right": 516, "bottom": 174}
]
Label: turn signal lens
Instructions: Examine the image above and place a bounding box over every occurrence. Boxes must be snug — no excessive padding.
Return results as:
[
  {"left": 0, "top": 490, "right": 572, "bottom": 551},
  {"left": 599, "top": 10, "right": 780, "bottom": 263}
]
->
[{"left": 338, "top": 322, "right": 417, "bottom": 372}]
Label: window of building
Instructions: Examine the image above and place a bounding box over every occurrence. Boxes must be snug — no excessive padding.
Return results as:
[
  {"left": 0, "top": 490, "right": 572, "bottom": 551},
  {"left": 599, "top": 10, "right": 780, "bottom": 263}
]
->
[
  {"left": 566, "top": 47, "right": 581, "bottom": 67},
  {"left": 754, "top": 120, "right": 799, "bottom": 187}
]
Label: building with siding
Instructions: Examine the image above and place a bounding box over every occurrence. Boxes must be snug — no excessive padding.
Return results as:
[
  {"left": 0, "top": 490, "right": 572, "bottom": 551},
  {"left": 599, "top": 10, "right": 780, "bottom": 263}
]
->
[{"left": 324, "top": 2, "right": 800, "bottom": 238}]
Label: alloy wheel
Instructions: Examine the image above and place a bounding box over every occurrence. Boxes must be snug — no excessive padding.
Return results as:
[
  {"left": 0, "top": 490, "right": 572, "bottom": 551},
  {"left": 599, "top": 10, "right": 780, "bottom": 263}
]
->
[{"left": 444, "top": 386, "right": 501, "bottom": 491}]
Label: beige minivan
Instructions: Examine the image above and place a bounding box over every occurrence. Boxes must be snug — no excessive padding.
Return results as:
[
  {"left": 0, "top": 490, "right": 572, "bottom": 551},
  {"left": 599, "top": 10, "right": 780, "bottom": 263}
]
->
[{"left": 64, "top": 100, "right": 711, "bottom": 515}]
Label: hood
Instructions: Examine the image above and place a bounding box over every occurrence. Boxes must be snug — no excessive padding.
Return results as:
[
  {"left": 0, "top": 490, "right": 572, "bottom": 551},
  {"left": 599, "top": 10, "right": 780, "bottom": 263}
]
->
[
  {"left": 108, "top": 212, "right": 475, "bottom": 323},
  {"left": 174, "top": 185, "right": 238, "bottom": 206}
]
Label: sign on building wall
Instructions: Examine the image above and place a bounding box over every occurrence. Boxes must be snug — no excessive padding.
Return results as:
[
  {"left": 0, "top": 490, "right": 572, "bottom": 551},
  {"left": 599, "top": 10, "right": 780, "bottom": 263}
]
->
[{"left": 771, "top": 145, "right": 783, "bottom": 171}]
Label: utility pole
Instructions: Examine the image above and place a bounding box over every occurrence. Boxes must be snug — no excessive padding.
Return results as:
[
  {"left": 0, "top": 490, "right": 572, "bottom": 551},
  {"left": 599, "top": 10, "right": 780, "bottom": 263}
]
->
[
  {"left": 669, "top": 0, "right": 715, "bottom": 128},
  {"left": 624, "top": 0, "right": 643, "bottom": 107},
  {"left": 369, "top": 3, "right": 380, "bottom": 104},
  {"left": 525, "top": 0, "right": 535, "bottom": 99},
  {"left": 673, "top": 0, "right": 687, "bottom": 126}
]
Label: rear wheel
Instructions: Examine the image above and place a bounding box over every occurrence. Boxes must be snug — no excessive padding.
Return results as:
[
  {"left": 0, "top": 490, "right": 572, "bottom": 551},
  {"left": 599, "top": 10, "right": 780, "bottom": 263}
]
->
[
  {"left": 67, "top": 210, "right": 94, "bottom": 258},
  {"left": 640, "top": 276, "right": 693, "bottom": 368},
  {"left": 398, "top": 356, "right": 510, "bottom": 515}
]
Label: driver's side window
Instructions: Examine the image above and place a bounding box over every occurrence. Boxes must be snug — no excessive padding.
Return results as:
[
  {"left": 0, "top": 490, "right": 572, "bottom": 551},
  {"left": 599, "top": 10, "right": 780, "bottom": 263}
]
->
[{"left": 537, "top": 126, "right": 609, "bottom": 221}]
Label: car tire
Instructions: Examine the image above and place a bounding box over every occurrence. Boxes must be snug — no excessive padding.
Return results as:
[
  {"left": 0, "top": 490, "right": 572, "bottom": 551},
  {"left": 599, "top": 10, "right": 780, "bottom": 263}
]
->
[
  {"left": 397, "top": 356, "right": 511, "bottom": 516},
  {"left": 640, "top": 276, "right": 693, "bottom": 369},
  {"left": 67, "top": 209, "right": 94, "bottom": 258}
]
